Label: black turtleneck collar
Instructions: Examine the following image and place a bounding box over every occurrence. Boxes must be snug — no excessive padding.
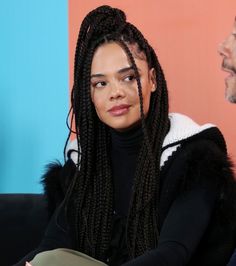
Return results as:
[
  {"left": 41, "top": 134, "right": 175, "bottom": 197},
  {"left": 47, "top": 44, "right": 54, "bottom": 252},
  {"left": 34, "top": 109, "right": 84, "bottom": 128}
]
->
[{"left": 110, "top": 124, "right": 143, "bottom": 153}]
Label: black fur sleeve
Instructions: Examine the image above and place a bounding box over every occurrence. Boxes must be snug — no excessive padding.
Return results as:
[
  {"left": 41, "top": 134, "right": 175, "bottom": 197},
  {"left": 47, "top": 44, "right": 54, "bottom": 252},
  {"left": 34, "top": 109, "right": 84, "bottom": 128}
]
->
[{"left": 41, "top": 159, "right": 76, "bottom": 216}]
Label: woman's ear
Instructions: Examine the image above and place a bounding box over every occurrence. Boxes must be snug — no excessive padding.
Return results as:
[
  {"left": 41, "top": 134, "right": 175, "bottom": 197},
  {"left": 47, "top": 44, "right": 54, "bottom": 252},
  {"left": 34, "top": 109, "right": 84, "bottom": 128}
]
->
[{"left": 149, "top": 68, "right": 156, "bottom": 92}]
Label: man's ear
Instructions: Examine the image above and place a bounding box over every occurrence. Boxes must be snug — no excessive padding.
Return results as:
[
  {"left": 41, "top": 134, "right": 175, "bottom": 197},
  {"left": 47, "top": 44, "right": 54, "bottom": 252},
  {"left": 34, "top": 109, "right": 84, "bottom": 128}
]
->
[{"left": 149, "top": 68, "right": 157, "bottom": 92}]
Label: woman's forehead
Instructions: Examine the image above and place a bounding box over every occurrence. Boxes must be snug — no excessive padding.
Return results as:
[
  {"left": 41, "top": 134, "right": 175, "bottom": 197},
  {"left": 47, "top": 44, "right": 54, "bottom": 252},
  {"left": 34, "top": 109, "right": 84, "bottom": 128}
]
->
[{"left": 91, "top": 42, "right": 148, "bottom": 75}]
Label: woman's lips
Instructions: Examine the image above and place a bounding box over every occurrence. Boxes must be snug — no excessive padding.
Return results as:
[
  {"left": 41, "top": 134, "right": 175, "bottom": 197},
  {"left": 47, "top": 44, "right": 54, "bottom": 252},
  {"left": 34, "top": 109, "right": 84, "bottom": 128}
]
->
[{"left": 108, "top": 104, "right": 131, "bottom": 116}]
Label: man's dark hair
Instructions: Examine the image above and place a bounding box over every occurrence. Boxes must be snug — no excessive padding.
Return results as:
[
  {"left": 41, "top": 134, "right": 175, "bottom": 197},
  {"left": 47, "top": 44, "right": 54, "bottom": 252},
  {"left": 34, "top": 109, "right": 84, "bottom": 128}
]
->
[{"left": 64, "top": 5, "right": 169, "bottom": 261}]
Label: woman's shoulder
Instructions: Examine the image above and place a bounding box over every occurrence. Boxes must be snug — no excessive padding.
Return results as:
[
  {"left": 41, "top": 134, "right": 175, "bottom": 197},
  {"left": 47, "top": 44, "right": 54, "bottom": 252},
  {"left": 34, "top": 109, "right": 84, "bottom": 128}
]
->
[
  {"left": 160, "top": 114, "right": 236, "bottom": 238},
  {"left": 161, "top": 113, "right": 233, "bottom": 185},
  {"left": 160, "top": 112, "right": 227, "bottom": 168},
  {"left": 160, "top": 112, "right": 236, "bottom": 210}
]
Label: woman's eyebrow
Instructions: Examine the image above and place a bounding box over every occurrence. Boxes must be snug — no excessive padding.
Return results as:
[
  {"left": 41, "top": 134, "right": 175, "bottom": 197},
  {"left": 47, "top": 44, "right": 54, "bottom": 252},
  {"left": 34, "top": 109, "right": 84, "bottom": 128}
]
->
[
  {"left": 118, "top": 66, "right": 142, "bottom": 74},
  {"left": 91, "top": 67, "right": 140, "bottom": 79},
  {"left": 91, "top": 73, "right": 105, "bottom": 79},
  {"left": 117, "top": 66, "right": 134, "bottom": 74}
]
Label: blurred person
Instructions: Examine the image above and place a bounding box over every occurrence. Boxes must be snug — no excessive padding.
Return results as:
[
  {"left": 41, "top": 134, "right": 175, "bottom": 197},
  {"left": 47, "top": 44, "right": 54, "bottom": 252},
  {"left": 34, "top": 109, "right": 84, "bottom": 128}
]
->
[
  {"left": 218, "top": 17, "right": 236, "bottom": 266},
  {"left": 218, "top": 17, "right": 236, "bottom": 103}
]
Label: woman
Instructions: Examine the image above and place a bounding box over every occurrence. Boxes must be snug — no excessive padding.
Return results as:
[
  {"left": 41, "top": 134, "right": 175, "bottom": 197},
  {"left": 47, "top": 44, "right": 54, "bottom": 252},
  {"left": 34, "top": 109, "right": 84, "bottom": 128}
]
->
[{"left": 15, "top": 5, "right": 236, "bottom": 266}]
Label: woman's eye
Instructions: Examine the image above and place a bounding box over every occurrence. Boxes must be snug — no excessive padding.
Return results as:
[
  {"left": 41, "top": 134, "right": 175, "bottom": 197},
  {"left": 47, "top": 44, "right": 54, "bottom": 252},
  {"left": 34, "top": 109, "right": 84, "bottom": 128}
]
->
[
  {"left": 93, "top": 81, "right": 107, "bottom": 88},
  {"left": 124, "top": 75, "right": 135, "bottom": 82}
]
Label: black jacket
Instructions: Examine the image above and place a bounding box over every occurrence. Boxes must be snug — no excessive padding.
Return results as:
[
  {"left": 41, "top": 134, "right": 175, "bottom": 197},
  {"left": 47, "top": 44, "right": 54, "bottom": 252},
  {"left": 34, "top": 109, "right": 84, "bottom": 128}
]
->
[{"left": 15, "top": 113, "right": 236, "bottom": 266}]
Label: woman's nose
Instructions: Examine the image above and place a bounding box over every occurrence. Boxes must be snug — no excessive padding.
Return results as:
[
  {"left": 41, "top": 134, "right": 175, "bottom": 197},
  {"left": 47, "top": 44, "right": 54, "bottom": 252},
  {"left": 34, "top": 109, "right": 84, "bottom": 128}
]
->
[{"left": 110, "top": 82, "right": 125, "bottom": 100}]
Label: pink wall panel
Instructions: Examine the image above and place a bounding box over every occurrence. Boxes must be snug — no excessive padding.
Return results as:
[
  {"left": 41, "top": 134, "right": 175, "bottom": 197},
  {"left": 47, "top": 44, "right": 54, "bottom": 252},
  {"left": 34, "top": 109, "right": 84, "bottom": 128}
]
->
[{"left": 69, "top": 0, "right": 236, "bottom": 165}]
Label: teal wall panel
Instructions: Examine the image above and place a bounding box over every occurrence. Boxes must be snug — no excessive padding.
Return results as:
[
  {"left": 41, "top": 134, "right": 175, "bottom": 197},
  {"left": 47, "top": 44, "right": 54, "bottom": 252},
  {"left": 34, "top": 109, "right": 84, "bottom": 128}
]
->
[{"left": 0, "top": 0, "right": 69, "bottom": 192}]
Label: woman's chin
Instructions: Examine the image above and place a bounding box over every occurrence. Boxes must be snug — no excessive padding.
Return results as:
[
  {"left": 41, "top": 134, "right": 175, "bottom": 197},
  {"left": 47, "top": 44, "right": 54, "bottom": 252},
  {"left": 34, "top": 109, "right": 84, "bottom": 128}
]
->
[{"left": 107, "top": 119, "right": 142, "bottom": 132}]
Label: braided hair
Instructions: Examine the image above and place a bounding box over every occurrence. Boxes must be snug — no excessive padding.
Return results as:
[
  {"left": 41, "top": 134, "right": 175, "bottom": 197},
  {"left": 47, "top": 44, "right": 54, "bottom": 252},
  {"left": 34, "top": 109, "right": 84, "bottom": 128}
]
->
[{"left": 65, "top": 5, "right": 169, "bottom": 261}]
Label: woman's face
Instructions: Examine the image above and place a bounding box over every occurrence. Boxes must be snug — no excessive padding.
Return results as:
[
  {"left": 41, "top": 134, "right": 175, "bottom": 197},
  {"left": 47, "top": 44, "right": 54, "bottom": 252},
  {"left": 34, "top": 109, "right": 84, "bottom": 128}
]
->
[{"left": 90, "top": 42, "right": 156, "bottom": 131}]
